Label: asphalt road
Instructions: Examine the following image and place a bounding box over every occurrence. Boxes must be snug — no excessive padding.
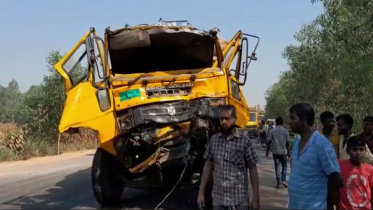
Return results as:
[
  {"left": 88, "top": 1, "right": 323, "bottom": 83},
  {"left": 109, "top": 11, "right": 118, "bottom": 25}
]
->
[{"left": 0, "top": 139, "right": 289, "bottom": 209}]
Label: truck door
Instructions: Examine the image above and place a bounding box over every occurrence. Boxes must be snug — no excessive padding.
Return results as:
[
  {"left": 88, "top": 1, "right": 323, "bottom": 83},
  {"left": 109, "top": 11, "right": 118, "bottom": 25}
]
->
[
  {"left": 54, "top": 28, "right": 109, "bottom": 92},
  {"left": 54, "top": 28, "right": 118, "bottom": 153},
  {"left": 225, "top": 33, "right": 260, "bottom": 128}
]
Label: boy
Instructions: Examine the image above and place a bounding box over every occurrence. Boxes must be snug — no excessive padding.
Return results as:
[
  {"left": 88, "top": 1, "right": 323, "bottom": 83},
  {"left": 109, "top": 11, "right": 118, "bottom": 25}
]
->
[{"left": 339, "top": 136, "right": 373, "bottom": 210}]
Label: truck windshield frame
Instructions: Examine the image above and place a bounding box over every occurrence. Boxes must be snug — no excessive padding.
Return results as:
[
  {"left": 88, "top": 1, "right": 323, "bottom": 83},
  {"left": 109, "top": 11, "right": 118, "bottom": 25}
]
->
[{"left": 107, "top": 27, "right": 215, "bottom": 75}]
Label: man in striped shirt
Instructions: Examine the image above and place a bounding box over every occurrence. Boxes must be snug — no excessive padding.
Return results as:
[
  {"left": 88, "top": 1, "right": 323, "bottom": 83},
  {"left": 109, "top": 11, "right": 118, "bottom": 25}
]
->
[{"left": 287, "top": 103, "right": 343, "bottom": 209}]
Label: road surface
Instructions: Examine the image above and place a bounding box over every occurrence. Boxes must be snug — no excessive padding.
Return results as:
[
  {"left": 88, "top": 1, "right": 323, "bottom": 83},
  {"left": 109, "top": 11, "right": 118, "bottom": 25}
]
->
[{"left": 0, "top": 139, "right": 289, "bottom": 209}]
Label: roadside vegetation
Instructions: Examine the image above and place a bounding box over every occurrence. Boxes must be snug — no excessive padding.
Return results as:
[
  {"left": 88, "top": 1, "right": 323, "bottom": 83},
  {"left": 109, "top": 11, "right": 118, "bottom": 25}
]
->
[
  {"left": 265, "top": 0, "right": 373, "bottom": 133},
  {"left": 0, "top": 51, "right": 97, "bottom": 162}
]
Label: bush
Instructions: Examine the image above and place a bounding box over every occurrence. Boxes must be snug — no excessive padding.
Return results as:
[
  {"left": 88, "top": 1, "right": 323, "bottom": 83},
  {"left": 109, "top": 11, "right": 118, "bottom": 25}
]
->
[{"left": 0, "top": 126, "right": 97, "bottom": 162}]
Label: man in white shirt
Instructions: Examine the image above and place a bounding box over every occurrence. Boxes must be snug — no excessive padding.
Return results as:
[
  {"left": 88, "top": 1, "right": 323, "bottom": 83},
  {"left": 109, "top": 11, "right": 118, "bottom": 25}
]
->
[
  {"left": 260, "top": 120, "right": 269, "bottom": 147},
  {"left": 337, "top": 114, "right": 373, "bottom": 164}
]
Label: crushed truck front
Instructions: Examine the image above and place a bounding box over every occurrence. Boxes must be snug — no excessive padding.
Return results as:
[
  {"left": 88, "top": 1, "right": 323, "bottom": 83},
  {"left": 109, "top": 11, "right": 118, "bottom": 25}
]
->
[{"left": 53, "top": 20, "right": 259, "bottom": 207}]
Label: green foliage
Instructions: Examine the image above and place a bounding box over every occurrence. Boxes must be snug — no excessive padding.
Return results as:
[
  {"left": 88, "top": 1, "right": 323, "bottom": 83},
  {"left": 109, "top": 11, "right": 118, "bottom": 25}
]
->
[
  {"left": 265, "top": 0, "right": 373, "bottom": 133},
  {"left": 1, "top": 49, "right": 87, "bottom": 143},
  {"left": 0, "top": 80, "right": 23, "bottom": 123}
]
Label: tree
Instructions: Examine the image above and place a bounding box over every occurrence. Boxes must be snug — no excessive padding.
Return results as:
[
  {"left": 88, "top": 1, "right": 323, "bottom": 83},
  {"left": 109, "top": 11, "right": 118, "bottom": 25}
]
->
[
  {"left": 265, "top": 0, "right": 373, "bottom": 133},
  {"left": 22, "top": 49, "right": 87, "bottom": 142},
  {"left": 0, "top": 80, "right": 23, "bottom": 123}
]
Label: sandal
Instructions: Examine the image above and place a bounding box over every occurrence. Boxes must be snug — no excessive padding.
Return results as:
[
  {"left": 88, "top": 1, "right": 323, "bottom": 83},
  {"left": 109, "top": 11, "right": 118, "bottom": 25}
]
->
[{"left": 282, "top": 182, "right": 288, "bottom": 188}]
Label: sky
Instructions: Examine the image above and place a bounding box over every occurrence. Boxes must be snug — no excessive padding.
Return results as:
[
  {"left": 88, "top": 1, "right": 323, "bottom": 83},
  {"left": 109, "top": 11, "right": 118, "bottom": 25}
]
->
[{"left": 0, "top": 0, "right": 324, "bottom": 108}]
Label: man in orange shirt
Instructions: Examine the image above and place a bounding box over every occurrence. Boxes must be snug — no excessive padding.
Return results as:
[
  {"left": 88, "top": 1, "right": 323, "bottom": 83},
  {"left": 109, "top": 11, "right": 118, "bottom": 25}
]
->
[{"left": 319, "top": 111, "right": 340, "bottom": 157}]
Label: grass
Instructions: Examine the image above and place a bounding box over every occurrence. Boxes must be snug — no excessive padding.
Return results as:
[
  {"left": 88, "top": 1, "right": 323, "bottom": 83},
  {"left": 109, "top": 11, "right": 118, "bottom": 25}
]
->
[{"left": 0, "top": 124, "right": 97, "bottom": 162}]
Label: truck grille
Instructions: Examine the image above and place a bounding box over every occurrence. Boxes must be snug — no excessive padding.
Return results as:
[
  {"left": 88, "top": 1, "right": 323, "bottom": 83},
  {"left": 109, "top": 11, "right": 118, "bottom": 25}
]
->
[
  {"left": 117, "top": 98, "right": 225, "bottom": 133},
  {"left": 146, "top": 87, "right": 192, "bottom": 98}
]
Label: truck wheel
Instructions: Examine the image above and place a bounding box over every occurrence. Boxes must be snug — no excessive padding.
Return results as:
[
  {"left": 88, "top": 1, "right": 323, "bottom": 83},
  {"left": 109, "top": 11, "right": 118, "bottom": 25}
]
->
[{"left": 91, "top": 148, "right": 124, "bottom": 207}]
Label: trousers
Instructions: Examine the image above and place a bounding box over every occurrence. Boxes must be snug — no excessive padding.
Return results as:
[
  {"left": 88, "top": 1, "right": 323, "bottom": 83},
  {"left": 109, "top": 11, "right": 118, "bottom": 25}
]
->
[{"left": 273, "top": 154, "right": 287, "bottom": 185}]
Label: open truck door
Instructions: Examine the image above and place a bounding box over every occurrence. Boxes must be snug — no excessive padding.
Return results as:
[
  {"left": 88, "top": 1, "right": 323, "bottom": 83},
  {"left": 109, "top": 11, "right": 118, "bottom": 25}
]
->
[
  {"left": 223, "top": 31, "right": 260, "bottom": 128},
  {"left": 54, "top": 28, "right": 118, "bottom": 155}
]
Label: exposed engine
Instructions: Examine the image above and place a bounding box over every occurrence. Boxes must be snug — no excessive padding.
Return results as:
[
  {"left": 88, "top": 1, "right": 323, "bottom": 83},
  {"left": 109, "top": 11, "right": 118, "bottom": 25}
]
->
[{"left": 114, "top": 97, "right": 224, "bottom": 186}]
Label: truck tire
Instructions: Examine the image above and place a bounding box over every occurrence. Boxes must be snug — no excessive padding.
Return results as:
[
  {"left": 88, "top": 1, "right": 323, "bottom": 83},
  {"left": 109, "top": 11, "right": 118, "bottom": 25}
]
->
[{"left": 91, "top": 148, "right": 125, "bottom": 207}]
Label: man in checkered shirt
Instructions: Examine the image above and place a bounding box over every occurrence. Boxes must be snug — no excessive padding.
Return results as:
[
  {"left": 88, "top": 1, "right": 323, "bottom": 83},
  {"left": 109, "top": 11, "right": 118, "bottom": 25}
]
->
[{"left": 197, "top": 105, "right": 260, "bottom": 210}]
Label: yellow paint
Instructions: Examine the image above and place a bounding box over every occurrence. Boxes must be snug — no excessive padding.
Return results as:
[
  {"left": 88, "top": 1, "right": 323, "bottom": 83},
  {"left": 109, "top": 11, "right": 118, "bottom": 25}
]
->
[
  {"left": 54, "top": 25, "right": 258, "bottom": 156},
  {"left": 59, "top": 81, "right": 118, "bottom": 155}
]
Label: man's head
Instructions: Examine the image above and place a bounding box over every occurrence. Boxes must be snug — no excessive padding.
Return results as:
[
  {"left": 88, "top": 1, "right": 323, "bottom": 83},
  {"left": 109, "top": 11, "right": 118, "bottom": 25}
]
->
[
  {"left": 261, "top": 120, "right": 265, "bottom": 126},
  {"left": 219, "top": 105, "right": 237, "bottom": 133},
  {"left": 320, "top": 111, "right": 335, "bottom": 130},
  {"left": 275, "top": 117, "right": 283, "bottom": 126},
  {"left": 288, "top": 103, "right": 315, "bottom": 133},
  {"left": 363, "top": 116, "right": 373, "bottom": 135},
  {"left": 269, "top": 121, "right": 274, "bottom": 126},
  {"left": 336, "top": 114, "right": 354, "bottom": 135},
  {"left": 346, "top": 136, "right": 366, "bottom": 163}
]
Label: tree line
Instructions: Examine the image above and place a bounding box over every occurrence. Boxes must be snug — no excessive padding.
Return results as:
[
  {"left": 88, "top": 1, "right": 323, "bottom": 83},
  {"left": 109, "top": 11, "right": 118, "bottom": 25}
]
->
[
  {"left": 0, "top": 50, "right": 72, "bottom": 142},
  {"left": 264, "top": 0, "right": 373, "bottom": 133}
]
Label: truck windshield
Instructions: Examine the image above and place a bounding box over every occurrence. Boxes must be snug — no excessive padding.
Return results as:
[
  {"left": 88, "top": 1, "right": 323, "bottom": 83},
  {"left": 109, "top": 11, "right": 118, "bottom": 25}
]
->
[
  {"left": 249, "top": 113, "right": 256, "bottom": 122},
  {"left": 62, "top": 44, "right": 89, "bottom": 85}
]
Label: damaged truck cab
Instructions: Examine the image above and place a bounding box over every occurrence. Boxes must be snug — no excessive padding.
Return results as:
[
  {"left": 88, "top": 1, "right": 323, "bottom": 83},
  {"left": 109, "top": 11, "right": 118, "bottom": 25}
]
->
[{"left": 54, "top": 19, "right": 259, "bottom": 207}]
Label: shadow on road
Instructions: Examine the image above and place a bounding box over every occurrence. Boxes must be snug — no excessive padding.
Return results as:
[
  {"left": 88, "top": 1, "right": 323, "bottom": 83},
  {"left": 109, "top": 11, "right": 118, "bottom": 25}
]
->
[{"left": 3, "top": 167, "right": 199, "bottom": 209}]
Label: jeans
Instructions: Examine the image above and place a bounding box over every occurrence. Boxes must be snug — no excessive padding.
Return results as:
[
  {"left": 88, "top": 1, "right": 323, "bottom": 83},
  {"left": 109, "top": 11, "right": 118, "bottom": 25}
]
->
[{"left": 273, "top": 154, "right": 287, "bottom": 185}]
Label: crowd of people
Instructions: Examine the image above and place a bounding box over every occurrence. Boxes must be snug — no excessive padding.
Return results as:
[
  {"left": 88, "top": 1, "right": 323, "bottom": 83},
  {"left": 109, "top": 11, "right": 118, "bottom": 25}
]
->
[{"left": 196, "top": 103, "right": 373, "bottom": 210}]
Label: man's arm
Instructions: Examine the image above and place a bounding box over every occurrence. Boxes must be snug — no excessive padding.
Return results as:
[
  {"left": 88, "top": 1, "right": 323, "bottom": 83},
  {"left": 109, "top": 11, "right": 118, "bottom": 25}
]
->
[
  {"left": 245, "top": 139, "right": 260, "bottom": 207},
  {"left": 317, "top": 140, "right": 343, "bottom": 204},
  {"left": 369, "top": 169, "right": 373, "bottom": 205},
  {"left": 286, "top": 131, "right": 291, "bottom": 157}
]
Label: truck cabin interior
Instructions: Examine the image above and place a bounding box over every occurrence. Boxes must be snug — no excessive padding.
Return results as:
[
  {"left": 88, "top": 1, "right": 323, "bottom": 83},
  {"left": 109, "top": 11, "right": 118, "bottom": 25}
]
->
[{"left": 107, "top": 27, "right": 217, "bottom": 75}]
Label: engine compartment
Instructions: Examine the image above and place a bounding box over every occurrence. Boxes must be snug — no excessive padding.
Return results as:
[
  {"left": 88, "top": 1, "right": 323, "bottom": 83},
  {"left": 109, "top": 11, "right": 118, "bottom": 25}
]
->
[{"left": 113, "top": 97, "right": 224, "bottom": 186}]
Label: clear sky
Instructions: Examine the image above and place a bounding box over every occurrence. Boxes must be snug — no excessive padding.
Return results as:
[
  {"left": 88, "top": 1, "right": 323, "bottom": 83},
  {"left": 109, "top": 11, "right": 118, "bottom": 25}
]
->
[{"left": 0, "top": 0, "right": 323, "bottom": 108}]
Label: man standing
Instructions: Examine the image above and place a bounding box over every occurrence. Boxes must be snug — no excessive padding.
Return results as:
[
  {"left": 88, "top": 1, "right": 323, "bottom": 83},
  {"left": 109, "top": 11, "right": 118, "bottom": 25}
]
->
[
  {"left": 266, "top": 117, "right": 290, "bottom": 188},
  {"left": 319, "top": 111, "right": 341, "bottom": 210},
  {"left": 338, "top": 114, "right": 373, "bottom": 165},
  {"left": 336, "top": 114, "right": 355, "bottom": 160},
  {"left": 197, "top": 105, "right": 260, "bottom": 210},
  {"left": 287, "top": 103, "right": 342, "bottom": 209},
  {"left": 319, "top": 111, "right": 340, "bottom": 157},
  {"left": 357, "top": 115, "right": 373, "bottom": 153},
  {"left": 258, "top": 120, "right": 268, "bottom": 147}
]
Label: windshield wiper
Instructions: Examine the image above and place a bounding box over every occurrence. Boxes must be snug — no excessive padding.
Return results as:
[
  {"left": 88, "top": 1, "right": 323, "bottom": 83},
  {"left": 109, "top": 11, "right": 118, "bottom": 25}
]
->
[{"left": 128, "top": 73, "right": 152, "bottom": 85}]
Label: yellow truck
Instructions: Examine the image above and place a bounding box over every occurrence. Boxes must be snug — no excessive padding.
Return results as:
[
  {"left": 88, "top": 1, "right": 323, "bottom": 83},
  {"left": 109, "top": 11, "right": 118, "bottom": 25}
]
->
[
  {"left": 53, "top": 19, "right": 259, "bottom": 207},
  {"left": 245, "top": 105, "right": 260, "bottom": 138},
  {"left": 246, "top": 105, "right": 259, "bottom": 128}
]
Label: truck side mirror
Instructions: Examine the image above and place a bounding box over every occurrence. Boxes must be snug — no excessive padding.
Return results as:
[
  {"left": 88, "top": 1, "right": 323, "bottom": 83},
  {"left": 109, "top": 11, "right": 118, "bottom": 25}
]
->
[{"left": 238, "top": 34, "right": 260, "bottom": 86}]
